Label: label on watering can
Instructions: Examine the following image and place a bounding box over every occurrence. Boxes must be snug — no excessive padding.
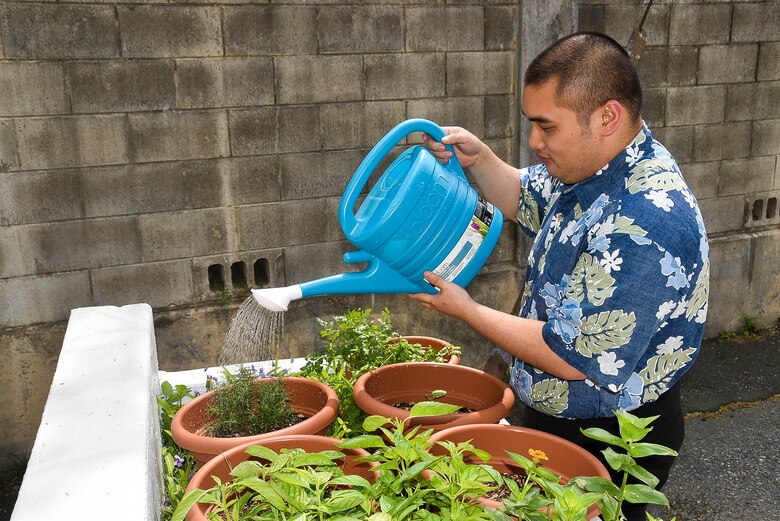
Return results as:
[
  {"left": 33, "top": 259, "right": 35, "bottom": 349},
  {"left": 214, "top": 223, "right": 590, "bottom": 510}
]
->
[{"left": 433, "top": 198, "right": 495, "bottom": 281}]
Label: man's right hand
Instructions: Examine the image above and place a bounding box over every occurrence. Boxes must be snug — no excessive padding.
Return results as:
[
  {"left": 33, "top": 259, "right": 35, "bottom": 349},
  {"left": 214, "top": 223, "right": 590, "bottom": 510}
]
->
[{"left": 421, "top": 126, "right": 484, "bottom": 169}]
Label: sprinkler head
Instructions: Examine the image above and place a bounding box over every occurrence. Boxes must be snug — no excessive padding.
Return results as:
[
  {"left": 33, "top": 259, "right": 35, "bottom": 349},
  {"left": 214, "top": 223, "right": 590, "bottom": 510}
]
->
[{"left": 251, "top": 286, "right": 302, "bottom": 312}]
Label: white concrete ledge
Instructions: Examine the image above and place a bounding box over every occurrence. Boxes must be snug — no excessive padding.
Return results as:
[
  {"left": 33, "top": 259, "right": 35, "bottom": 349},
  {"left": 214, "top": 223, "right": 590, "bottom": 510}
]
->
[{"left": 12, "top": 304, "right": 162, "bottom": 521}]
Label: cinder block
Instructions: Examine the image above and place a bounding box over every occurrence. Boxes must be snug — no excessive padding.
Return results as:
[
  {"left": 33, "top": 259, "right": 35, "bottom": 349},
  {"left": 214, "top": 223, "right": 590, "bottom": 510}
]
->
[
  {"left": 92, "top": 261, "right": 195, "bottom": 308},
  {"left": 82, "top": 160, "right": 226, "bottom": 218},
  {"left": 22, "top": 216, "right": 142, "bottom": 273},
  {"left": 602, "top": 4, "right": 670, "bottom": 46},
  {"left": 227, "top": 156, "right": 281, "bottom": 206},
  {"left": 718, "top": 156, "right": 776, "bottom": 196},
  {"left": 139, "top": 208, "right": 231, "bottom": 262},
  {"left": 68, "top": 60, "right": 175, "bottom": 113},
  {"left": 407, "top": 97, "right": 485, "bottom": 138},
  {"left": 0, "top": 120, "right": 18, "bottom": 172},
  {"left": 0, "top": 61, "right": 67, "bottom": 116},
  {"left": 129, "top": 110, "right": 229, "bottom": 163},
  {"left": 680, "top": 162, "right": 719, "bottom": 200},
  {"left": 485, "top": 5, "right": 518, "bottom": 51},
  {"left": 751, "top": 119, "right": 780, "bottom": 156},
  {"left": 651, "top": 125, "right": 694, "bottom": 166},
  {"left": 666, "top": 86, "right": 726, "bottom": 126},
  {"left": 229, "top": 106, "right": 322, "bottom": 156},
  {"left": 694, "top": 123, "right": 751, "bottom": 162},
  {"left": 224, "top": 6, "right": 316, "bottom": 56},
  {"left": 276, "top": 55, "right": 363, "bottom": 104},
  {"left": 577, "top": 4, "right": 606, "bottom": 34},
  {"left": 666, "top": 46, "right": 700, "bottom": 87},
  {"left": 758, "top": 42, "right": 780, "bottom": 81},
  {"left": 447, "top": 51, "right": 514, "bottom": 96},
  {"left": 0, "top": 4, "right": 118, "bottom": 59},
  {"left": 16, "top": 115, "right": 128, "bottom": 170},
  {"left": 669, "top": 4, "right": 731, "bottom": 45},
  {"left": 484, "top": 95, "right": 515, "bottom": 140},
  {"left": 698, "top": 195, "right": 746, "bottom": 234},
  {"left": 0, "top": 271, "right": 91, "bottom": 328},
  {"left": 118, "top": 6, "right": 222, "bottom": 58},
  {"left": 237, "top": 198, "right": 343, "bottom": 250},
  {"left": 280, "top": 150, "right": 364, "bottom": 200},
  {"left": 749, "top": 230, "right": 780, "bottom": 322},
  {"left": 320, "top": 101, "right": 406, "bottom": 150},
  {"left": 365, "top": 53, "right": 445, "bottom": 100},
  {"left": 284, "top": 241, "right": 360, "bottom": 288},
  {"left": 642, "top": 87, "right": 666, "bottom": 128},
  {"left": 0, "top": 169, "right": 83, "bottom": 226},
  {"left": 406, "top": 6, "right": 483, "bottom": 52},
  {"left": 698, "top": 45, "right": 759, "bottom": 85},
  {"left": 732, "top": 3, "right": 780, "bottom": 43},
  {"left": 726, "top": 82, "right": 780, "bottom": 122},
  {"left": 706, "top": 236, "right": 751, "bottom": 335},
  {"left": 0, "top": 225, "right": 35, "bottom": 278},
  {"left": 175, "top": 57, "right": 274, "bottom": 109},
  {"left": 317, "top": 6, "right": 403, "bottom": 54}
]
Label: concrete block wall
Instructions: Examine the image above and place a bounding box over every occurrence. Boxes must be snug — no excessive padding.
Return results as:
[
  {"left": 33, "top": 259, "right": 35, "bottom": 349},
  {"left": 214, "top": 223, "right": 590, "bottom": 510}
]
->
[
  {"left": 578, "top": 0, "right": 780, "bottom": 335},
  {"left": 0, "top": 0, "right": 522, "bottom": 475}
]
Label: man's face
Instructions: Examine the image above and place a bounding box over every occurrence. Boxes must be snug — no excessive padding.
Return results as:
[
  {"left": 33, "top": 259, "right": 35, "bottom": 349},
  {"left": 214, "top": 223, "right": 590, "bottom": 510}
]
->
[{"left": 521, "top": 80, "right": 602, "bottom": 184}]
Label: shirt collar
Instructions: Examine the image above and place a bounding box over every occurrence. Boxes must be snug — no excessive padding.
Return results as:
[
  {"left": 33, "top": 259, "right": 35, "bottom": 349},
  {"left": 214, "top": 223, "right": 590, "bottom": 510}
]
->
[{"left": 562, "top": 124, "right": 651, "bottom": 210}]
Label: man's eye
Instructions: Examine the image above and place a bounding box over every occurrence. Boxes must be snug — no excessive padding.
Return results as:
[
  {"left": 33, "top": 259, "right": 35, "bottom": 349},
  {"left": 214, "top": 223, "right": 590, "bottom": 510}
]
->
[{"left": 541, "top": 126, "right": 553, "bottom": 133}]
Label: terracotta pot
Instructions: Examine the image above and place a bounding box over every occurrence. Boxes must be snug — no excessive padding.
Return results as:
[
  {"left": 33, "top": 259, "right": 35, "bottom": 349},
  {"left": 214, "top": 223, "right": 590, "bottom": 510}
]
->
[
  {"left": 172, "top": 376, "right": 339, "bottom": 466},
  {"left": 398, "top": 335, "right": 461, "bottom": 365},
  {"left": 353, "top": 362, "right": 514, "bottom": 432},
  {"left": 428, "top": 423, "right": 611, "bottom": 517},
  {"left": 184, "top": 434, "right": 378, "bottom": 521}
]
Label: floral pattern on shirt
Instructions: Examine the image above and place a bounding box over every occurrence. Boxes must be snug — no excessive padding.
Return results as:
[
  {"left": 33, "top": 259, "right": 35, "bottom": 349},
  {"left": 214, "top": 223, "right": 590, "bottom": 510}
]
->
[{"left": 510, "top": 125, "right": 709, "bottom": 419}]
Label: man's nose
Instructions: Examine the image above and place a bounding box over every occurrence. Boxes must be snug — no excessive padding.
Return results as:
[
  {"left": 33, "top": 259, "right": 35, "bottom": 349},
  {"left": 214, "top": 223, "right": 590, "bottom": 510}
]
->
[{"left": 528, "top": 126, "right": 544, "bottom": 151}]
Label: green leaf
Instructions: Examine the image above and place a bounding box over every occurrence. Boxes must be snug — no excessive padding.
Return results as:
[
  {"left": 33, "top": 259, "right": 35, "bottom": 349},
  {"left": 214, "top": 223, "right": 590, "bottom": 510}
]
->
[
  {"left": 625, "top": 158, "right": 687, "bottom": 194},
  {"left": 244, "top": 444, "right": 280, "bottom": 462},
  {"left": 160, "top": 380, "right": 173, "bottom": 396},
  {"left": 575, "top": 310, "right": 636, "bottom": 358},
  {"left": 686, "top": 259, "right": 709, "bottom": 321},
  {"left": 170, "top": 488, "right": 213, "bottom": 521},
  {"left": 602, "top": 447, "right": 632, "bottom": 472},
  {"left": 623, "top": 484, "right": 670, "bottom": 506},
  {"left": 330, "top": 474, "right": 373, "bottom": 489},
  {"left": 363, "top": 415, "right": 391, "bottom": 432},
  {"left": 580, "top": 427, "right": 628, "bottom": 450},
  {"left": 530, "top": 378, "right": 569, "bottom": 416},
  {"left": 612, "top": 214, "right": 648, "bottom": 237},
  {"left": 622, "top": 460, "right": 660, "bottom": 489},
  {"left": 517, "top": 187, "right": 542, "bottom": 233},
  {"left": 618, "top": 420, "right": 653, "bottom": 444},
  {"left": 638, "top": 347, "right": 697, "bottom": 402},
  {"left": 566, "top": 253, "right": 616, "bottom": 306},
  {"left": 229, "top": 460, "right": 265, "bottom": 479},
  {"left": 325, "top": 489, "right": 366, "bottom": 511},
  {"left": 409, "top": 401, "right": 462, "bottom": 418},
  {"left": 573, "top": 475, "right": 621, "bottom": 496},
  {"left": 338, "top": 434, "right": 387, "bottom": 450},
  {"left": 629, "top": 442, "right": 679, "bottom": 459}
]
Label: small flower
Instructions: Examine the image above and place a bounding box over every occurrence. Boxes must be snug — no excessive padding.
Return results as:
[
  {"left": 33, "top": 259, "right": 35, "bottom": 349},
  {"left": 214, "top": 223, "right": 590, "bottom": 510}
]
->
[
  {"left": 598, "top": 351, "right": 625, "bottom": 376},
  {"left": 645, "top": 190, "right": 674, "bottom": 212},
  {"left": 529, "top": 449, "right": 549, "bottom": 462},
  {"left": 656, "top": 336, "right": 684, "bottom": 355},
  {"left": 173, "top": 454, "right": 185, "bottom": 468},
  {"left": 600, "top": 249, "right": 623, "bottom": 273}
]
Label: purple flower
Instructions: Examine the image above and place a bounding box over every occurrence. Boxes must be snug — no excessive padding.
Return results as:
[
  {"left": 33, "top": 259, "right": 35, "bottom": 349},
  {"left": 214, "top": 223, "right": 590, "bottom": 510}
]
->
[{"left": 174, "top": 454, "right": 185, "bottom": 468}]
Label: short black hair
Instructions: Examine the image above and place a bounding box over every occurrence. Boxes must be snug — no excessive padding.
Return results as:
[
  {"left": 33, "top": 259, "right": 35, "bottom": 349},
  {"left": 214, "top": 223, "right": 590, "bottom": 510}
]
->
[{"left": 524, "top": 32, "right": 643, "bottom": 126}]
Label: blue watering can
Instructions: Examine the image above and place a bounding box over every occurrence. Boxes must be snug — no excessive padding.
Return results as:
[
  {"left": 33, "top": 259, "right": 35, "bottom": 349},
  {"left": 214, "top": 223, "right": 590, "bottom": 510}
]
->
[{"left": 252, "top": 119, "right": 504, "bottom": 311}]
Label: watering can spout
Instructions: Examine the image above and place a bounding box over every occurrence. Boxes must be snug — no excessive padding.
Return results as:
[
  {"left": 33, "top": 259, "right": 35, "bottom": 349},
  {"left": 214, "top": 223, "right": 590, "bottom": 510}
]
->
[{"left": 251, "top": 285, "right": 302, "bottom": 313}]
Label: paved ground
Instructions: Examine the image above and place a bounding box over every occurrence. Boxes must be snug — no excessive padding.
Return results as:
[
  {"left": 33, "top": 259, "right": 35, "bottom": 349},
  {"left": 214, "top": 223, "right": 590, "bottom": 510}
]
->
[{"left": 2, "top": 327, "right": 778, "bottom": 520}]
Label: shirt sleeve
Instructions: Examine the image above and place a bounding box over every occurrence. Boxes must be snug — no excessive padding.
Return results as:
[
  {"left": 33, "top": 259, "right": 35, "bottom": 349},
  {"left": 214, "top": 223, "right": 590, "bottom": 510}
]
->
[
  {"left": 517, "top": 165, "right": 555, "bottom": 238},
  {"left": 539, "top": 222, "right": 692, "bottom": 393}
]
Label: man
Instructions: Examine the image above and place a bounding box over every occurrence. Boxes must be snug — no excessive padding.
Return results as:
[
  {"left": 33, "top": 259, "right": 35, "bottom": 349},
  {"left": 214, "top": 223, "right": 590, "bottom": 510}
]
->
[{"left": 413, "top": 32, "right": 709, "bottom": 519}]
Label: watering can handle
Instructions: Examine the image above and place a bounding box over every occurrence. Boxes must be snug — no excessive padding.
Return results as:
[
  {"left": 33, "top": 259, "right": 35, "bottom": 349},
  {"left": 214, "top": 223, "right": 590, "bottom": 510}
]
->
[{"left": 339, "top": 119, "right": 466, "bottom": 235}]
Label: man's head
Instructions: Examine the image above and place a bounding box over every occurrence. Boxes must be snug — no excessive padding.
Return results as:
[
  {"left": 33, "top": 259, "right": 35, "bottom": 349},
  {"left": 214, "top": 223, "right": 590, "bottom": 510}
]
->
[
  {"left": 521, "top": 32, "right": 644, "bottom": 184},
  {"left": 524, "top": 32, "right": 642, "bottom": 127}
]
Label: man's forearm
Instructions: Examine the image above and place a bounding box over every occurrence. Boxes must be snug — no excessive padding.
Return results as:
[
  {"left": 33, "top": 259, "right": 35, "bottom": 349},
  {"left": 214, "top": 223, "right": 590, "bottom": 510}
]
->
[
  {"left": 464, "top": 302, "right": 587, "bottom": 381},
  {"left": 467, "top": 146, "right": 522, "bottom": 222}
]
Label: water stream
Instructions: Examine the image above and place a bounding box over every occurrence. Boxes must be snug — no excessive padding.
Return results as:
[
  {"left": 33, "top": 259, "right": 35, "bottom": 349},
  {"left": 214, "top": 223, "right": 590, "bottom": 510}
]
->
[{"left": 218, "top": 296, "right": 286, "bottom": 366}]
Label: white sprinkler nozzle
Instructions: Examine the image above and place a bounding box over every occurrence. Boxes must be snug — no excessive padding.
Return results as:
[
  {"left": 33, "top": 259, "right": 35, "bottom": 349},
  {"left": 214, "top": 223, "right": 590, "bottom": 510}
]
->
[{"left": 251, "top": 285, "right": 303, "bottom": 312}]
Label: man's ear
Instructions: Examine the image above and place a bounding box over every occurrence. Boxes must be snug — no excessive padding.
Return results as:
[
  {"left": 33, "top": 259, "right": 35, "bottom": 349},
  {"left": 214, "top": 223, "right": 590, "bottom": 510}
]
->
[{"left": 598, "top": 100, "right": 623, "bottom": 137}]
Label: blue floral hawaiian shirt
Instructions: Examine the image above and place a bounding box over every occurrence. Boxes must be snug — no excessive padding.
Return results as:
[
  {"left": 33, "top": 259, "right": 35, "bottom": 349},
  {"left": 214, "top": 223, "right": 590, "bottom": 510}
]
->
[{"left": 509, "top": 125, "right": 709, "bottom": 419}]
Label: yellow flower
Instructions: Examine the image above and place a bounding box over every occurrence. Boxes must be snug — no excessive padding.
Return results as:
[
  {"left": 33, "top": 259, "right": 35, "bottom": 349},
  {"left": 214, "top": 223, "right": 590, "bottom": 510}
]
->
[{"left": 528, "top": 449, "right": 548, "bottom": 461}]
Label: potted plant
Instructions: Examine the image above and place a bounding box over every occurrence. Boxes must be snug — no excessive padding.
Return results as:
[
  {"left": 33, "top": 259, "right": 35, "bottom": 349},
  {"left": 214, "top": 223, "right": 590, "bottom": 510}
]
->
[
  {"left": 296, "top": 308, "right": 461, "bottom": 438},
  {"left": 171, "top": 366, "right": 339, "bottom": 466},
  {"left": 352, "top": 362, "right": 515, "bottom": 432},
  {"left": 175, "top": 434, "right": 378, "bottom": 521},
  {"left": 428, "top": 423, "right": 610, "bottom": 518}
]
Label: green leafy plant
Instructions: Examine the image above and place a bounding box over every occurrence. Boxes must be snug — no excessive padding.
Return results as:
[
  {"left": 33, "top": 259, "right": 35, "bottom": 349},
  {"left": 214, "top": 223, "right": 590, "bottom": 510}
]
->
[
  {"left": 206, "top": 366, "right": 297, "bottom": 438},
  {"left": 576, "top": 410, "right": 678, "bottom": 521},
  {"left": 296, "top": 308, "right": 460, "bottom": 438},
  {"left": 158, "top": 381, "right": 199, "bottom": 521}
]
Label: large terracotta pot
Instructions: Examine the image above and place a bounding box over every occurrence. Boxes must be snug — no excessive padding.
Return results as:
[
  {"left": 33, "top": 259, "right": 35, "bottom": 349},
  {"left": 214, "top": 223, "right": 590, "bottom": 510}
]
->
[
  {"left": 353, "top": 362, "right": 514, "bottom": 432},
  {"left": 183, "top": 434, "right": 378, "bottom": 521},
  {"left": 428, "top": 423, "right": 611, "bottom": 517},
  {"left": 398, "top": 335, "right": 461, "bottom": 365},
  {"left": 172, "top": 377, "right": 339, "bottom": 466}
]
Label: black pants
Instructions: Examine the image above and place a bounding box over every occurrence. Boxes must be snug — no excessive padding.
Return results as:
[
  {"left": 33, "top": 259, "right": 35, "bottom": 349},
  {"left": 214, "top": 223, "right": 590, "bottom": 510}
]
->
[{"left": 521, "top": 384, "right": 684, "bottom": 521}]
